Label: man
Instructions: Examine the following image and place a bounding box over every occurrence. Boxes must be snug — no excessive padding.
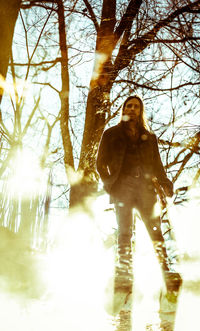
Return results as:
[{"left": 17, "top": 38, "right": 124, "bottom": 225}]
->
[{"left": 96, "top": 95, "right": 175, "bottom": 291}]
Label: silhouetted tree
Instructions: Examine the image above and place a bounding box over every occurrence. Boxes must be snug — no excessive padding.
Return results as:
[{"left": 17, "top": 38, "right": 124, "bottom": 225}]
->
[{"left": 0, "top": 0, "right": 22, "bottom": 105}]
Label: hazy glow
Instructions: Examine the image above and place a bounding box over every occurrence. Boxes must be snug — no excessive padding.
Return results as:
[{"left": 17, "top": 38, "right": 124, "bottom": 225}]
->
[
  {"left": 90, "top": 196, "right": 165, "bottom": 325},
  {"left": 66, "top": 166, "right": 84, "bottom": 186},
  {"left": 92, "top": 52, "right": 108, "bottom": 81},
  {"left": 134, "top": 219, "right": 163, "bottom": 291},
  {"left": 153, "top": 200, "right": 162, "bottom": 217},
  {"left": 44, "top": 210, "right": 115, "bottom": 331},
  {"left": 6, "top": 149, "right": 46, "bottom": 198},
  {"left": 1, "top": 185, "right": 199, "bottom": 330},
  {"left": 131, "top": 219, "right": 163, "bottom": 329},
  {"left": 0, "top": 207, "right": 115, "bottom": 331},
  {"left": 91, "top": 194, "right": 117, "bottom": 239},
  {"left": 168, "top": 187, "right": 200, "bottom": 331},
  {"left": 0, "top": 73, "right": 29, "bottom": 98},
  {"left": 175, "top": 291, "right": 200, "bottom": 331},
  {"left": 168, "top": 188, "right": 200, "bottom": 262},
  {"left": 122, "top": 114, "right": 130, "bottom": 122}
]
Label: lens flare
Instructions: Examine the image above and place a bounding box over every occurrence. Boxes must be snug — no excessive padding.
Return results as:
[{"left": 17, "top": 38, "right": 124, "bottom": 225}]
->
[
  {"left": 43, "top": 209, "right": 115, "bottom": 331},
  {"left": 6, "top": 149, "right": 47, "bottom": 198},
  {"left": 1, "top": 184, "right": 199, "bottom": 330},
  {"left": 0, "top": 207, "right": 115, "bottom": 331},
  {"left": 122, "top": 114, "right": 130, "bottom": 122},
  {"left": 0, "top": 74, "right": 29, "bottom": 98},
  {"left": 91, "top": 52, "right": 108, "bottom": 82}
]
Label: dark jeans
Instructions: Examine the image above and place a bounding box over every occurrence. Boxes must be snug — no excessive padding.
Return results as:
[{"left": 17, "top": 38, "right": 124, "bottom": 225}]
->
[{"left": 112, "top": 175, "right": 170, "bottom": 289}]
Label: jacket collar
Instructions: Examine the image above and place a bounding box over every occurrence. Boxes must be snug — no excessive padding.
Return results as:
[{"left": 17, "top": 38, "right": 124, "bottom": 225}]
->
[{"left": 118, "top": 121, "right": 149, "bottom": 143}]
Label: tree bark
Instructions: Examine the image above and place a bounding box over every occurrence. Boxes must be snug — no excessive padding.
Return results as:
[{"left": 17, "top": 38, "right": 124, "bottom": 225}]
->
[
  {"left": 70, "top": 0, "right": 140, "bottom": 207},
  {"left": 69, "top": 0, "right": 117, "bottom": 207},
  {"left": 0, "top": 0, "right": 22, "bottom": 105},
  {"left": 70, "top": 85, "right": 110, "bottom": 207},
  {"left": 57, "top": 0, "right": 74, "bottom": 178}
]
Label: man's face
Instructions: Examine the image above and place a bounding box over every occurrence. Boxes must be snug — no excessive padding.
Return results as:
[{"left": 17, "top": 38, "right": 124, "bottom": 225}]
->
[{"left": 122, "top": 98, "right": 141, "bottom": 124}]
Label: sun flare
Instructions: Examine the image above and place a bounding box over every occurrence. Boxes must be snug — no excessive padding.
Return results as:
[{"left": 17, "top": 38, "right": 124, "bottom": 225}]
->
[{"left": 6, "top": 148, "right": 47, "bottom": 198}]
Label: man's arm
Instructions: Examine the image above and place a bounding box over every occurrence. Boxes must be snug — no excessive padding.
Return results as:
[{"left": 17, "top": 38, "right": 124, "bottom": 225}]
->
[
  {"left": 96, "top": 131, "right": 110, "bottom": 182},
  {"left": 152, "top": 134, "right": 173, "bottom": 197}
]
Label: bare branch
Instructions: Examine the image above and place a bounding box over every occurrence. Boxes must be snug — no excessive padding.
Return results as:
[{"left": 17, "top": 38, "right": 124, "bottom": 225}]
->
[
  {"left": 192, "top": 167, "right": 200, "bottom": 186},
  {"left": 172, "top": 151, "right": 193, "bottom": 182},
  {"left": 18, "top": 8, "right": 53, "bottom": 109},
  {"left": 32, "top": 81, "right": 60, "bottom": 94},
  {"left": 114, "top": 79, "right": 200, "bottom": 91},
  {"left": 131, "top": 37, "right": 200, "bottom": 44},
  {"left": 21, "top": 94, "right": 41, "bottom": 137},
  {"left": 164, "top": 42, "right": 200, "bottom": 74},
  {"left": 82, "top": 0, "right": 99, "bottom": 32},
  {"left": 114, "top": 0, "right": 142, "bottom": 44},
  {"left": 114, "top": 0, "right": 200, "bottom": 72},
  {"left": 130, "top": 0, "right": 200, "bottom": 49},
  {"left": 10, "top": 57, "right": 62, "bottom": 68},
  {"left": 21, "top": 0, "right": 56, "bottom": 10}
]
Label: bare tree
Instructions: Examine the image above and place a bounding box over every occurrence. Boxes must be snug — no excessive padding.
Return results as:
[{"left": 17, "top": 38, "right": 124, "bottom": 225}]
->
[
  {"left": 0, "top": 0, "right": 22, "bottom": 105},
  {"left": 1, "top": 0, "right": 200, "bottom": 210},
  {"left": 0, "top": 6, "right": 61, "bottom": 248},
  {"left": 66, "top": 0, "right": 200, "bottom": 206}
]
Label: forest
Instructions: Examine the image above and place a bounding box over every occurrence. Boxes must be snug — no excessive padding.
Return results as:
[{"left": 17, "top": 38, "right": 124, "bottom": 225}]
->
[{"left": 0, "top": 0, "right": 199, "bottom": 330}]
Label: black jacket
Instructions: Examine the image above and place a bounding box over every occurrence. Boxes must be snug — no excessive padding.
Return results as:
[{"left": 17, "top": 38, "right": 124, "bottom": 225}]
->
[{"left": 96, "top": 123, "right": 173, "bottom": 195}]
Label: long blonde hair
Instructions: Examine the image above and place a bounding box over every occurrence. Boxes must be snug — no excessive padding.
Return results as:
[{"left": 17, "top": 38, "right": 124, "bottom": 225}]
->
[{"left": 121, "top": 95, "right": 149, "bottom": 131}]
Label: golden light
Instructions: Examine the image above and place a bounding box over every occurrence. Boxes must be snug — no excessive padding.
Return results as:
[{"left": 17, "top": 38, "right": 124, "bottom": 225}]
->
[
  {"left": 3, "top": 164, "right": 199, "bottom": 331},
  {"left": 65, "top": 166, "right": 84, "bottom": 186},
  {"left": 0, "top": 205, "right": 115, "bottom": 331},
  {"left": 43, "top": 209, "right": 115, "bottom": 331},
  {"left": 131, "top": 217, "right": 164, "bottom": 329},
  {"left": 87, "top": 195, "right": 166, "bottom": 325},
  {"left": 0, "top": 74, "right": 29, "bottom": 98},
  {"left": 168, "top": 188, "right": 200, "bottom": 268},
  {"left": 6, "top": 148, "right": 47, "bottom": 198},
  {"left": 153, "top": 200, "right": 162, "bottom": 218},
  {"left": 167, "top": 187, "right": 200, "bottom": 331},
  {"left": 91, "top": 52, "right": 108, "bottom": 81}
]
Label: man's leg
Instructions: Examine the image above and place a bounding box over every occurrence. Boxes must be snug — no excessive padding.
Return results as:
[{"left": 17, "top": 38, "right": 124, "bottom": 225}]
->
[
  {"left": 138, "top": 198, "right": 172, "bottom": 293},
  {"left": 139, "top": 193, "right": 183, "bottom": 295},
  {"left": 143, "top": 214, "right": 169, "bottom": 271},
  {"left": 109, "top": 203, "right": 134, "bottom": 318},
  {"left": 115, "top": 202, "right": 133, "bottom": 288}
]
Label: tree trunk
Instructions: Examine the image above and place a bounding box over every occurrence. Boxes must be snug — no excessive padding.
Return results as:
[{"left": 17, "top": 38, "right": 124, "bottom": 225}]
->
[
  {"left": 0, "top": 0, "right": 21, "bottom": 105},
  {"left": 57, "top": 0, "right": 75, "bottom": 209},
  {"left": 69, "top": 0, "right": 117, "bottom": 207},
  {"left": 69, "top": 83, "right": 112, "bottom": 208}
]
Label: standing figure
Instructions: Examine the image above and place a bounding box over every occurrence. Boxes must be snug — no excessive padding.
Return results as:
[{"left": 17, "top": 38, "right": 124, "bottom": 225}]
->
[{"left": 96, "top": 95, "right": 174, "bottom": 291}]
